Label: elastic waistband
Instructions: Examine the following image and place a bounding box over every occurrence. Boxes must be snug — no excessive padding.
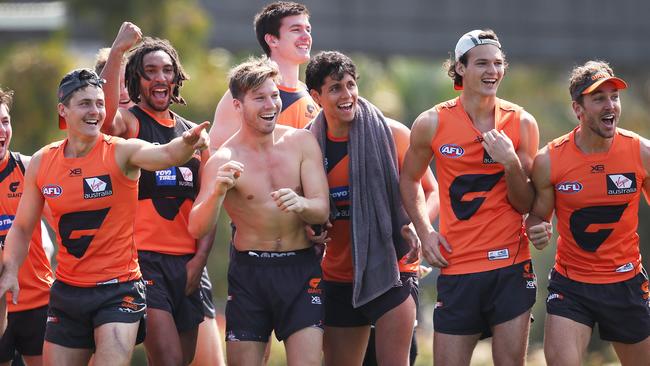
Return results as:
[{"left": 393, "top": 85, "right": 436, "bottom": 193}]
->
[{"left": 233, "top": 247, "right": 316, "bottom": 266}]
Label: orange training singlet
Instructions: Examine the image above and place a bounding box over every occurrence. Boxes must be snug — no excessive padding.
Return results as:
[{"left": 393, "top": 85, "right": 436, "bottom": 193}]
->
[
  {"left": 549, "top": 127, "right": 645, "bottom": 284},
  {"left": 322, "top": 126, "right": 418, "bottom": 282},
  {"left": 278, "top": 84, "right": 319, "bottom": 128},
  {"left": 0, "top": 152, "right": 52, "bottom": 311},
  {"left": 36, "top": 135, "right": 140, "bottom": 287},
  {"left": 131, "top": 106, "right": 201, "bottom": 255},
  {"left": 431, "top": 97, "right": 530, "bottom": 275}
]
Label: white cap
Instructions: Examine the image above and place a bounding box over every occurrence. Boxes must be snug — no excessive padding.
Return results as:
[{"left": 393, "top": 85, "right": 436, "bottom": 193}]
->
[{"left": 454, "top": 30, "right": 501, "bottom": 61}]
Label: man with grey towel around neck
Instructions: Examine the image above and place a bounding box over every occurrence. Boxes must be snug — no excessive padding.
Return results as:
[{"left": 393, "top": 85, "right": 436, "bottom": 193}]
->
[{"left": 305, "top": 50, "right": 438, "bottom": 366}]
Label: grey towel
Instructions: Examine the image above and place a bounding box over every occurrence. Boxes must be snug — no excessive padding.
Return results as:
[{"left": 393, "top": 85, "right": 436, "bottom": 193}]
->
[{"left": 308, "top": 97, "right": 410, "bottom": 307}]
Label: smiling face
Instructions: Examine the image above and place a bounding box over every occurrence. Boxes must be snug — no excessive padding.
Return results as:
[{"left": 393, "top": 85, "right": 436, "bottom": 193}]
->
[
  {"left": 268, "top": 14, "right": 312, "bottom": 64},
  {"left": 0, "top": 104, "right": 12, "bottom": 160},
  {"left": 138, "top": 50, "right": 175, "bottom": 112},
  {"left": 310, "top": 72, "right": 358, "bottom": 126},
  {"left": 235, "top": 77, "right": 282, "bottom": 135},
  {"left": 574, "top": 81, "right": 622, "bottom": 139},
  {"left": 58, "top": 86, "right": 105, "bottom": 137},
  {"left": 456, "top": 44, "right": 505, "bottom": 96}
]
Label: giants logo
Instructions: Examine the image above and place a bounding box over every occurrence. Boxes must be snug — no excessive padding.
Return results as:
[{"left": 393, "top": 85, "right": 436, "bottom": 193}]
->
[
  {"left": 556, "top": 181, "right": 583, "bottom": 193},
  {"left": 308, "top": 278, "right": 322, "bottom": 295},
  {"left": 642, "top": 280, "right": 649, "bottom": 301},
  {"left": 439, "top": 144, "right": 464, "bottom": 158},
  {"left": 569, "top": 204, "right": 627, "bottom": 252},
  {"left": 42, "top": 184, "right": 62, "bottom": 198},
  {"left": 449, "top": 172, "right": 503, "bottom": 220}
]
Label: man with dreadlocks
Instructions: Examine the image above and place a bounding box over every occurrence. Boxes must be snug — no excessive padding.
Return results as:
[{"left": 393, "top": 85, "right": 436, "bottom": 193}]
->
[{"left": 101, "top": 22, "right": 213, "bottom": 366}]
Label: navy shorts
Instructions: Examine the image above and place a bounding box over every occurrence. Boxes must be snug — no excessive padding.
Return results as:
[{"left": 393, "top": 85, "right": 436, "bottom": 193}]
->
[
  {"left": 45, "top": 280, "right": 146, "bottom": 349},
  {"left": 323, "top": 273, "right": 418, "bottom": 327},
  {"left": 0, "top": 305, "right": 48, "bottom": 361},
  {"left": 434, "top": 260, "right": 537, "bottom": 337},
  {"left": 225, "top": 247, "right": 323, "bottom": 342},
  {"left": 138, "top": 251, "right": 204, "bottom": 332},
  {"left": 546, "top": 268, "right": 650, "bottom": 344},
  {"left": 200, "top": 267, "right": 216, "bottom": 319}
]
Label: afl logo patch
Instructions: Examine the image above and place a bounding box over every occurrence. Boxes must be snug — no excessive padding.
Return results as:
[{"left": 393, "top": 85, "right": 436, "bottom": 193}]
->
[
  {"left": 555, "top": 181, "right": 583, "bottom": 193},
  {"left": 42, "top": 184, "right": 63, "bottom": 198},
  {"left": 439, "top": 144, "right": 464, "bottom": 158}
]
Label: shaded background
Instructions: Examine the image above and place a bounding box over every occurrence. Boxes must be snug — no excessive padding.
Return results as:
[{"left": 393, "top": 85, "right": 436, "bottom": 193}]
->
[{"left": 0, "top": 0, "right": 648, "bottom": 364}]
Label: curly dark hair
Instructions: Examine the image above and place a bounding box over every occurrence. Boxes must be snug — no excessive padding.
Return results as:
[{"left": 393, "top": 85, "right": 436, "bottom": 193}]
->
[
  {"left": 254, "top": 1, "right": 310, "bottom": 56},
  {"left": 569, "top": 60, "right": 616, "bottom": 105},
  {"left": 305, "top": 51, "right": 357, "bottom": 93},
  {"left": 125, "top": 37, "right": 189, "bottom": 105}
]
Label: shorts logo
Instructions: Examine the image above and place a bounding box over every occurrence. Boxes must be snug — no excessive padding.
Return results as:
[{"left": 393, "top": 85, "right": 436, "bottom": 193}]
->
[
  {"left": 546, "top": 293, "right": 564, "bottom": 302},
  {"left": 83, "top": 175, "right": 113, "bottom": 199},
  {"left": 96, "top": 278, "right": 118, "bottom": 286},
  {"left": 308, "top": 277, "right": 322, "bottom": 295},
  {"left": 47, "top": 315, "right": 59, "bottom": 323},
  {"left": 311, "top": 295, "right": 321, "bottom": 305},
  {"left": 615, "top": 262, "right": 634, "bottom": 273},
  {"left": 156, "top": 168, "right": 177, "bottom": 186},
  {"left": 42, "top": 184, "right": 62, "bottom": 198},
  {"left": 488, "top": 248, "right": 509, "bottom": 261},
  {"left": 607, "top": 173, "right": 637, "bottom": 195},
  {"left": 641, "top": 280, "right": 649, "bottom": 301},
  {"left": 0, "top": 215, "right": 14, "bottom": 231},
  {"left": 556, "top": 181, "right": 583, "bottom": 193},
  {"left": 440, "top": 144, "right": 464, "bottom": 158},
  {"left": 144, "top": 280, "right": 154, "bottom": 286},
  {"left": 247, "top": 251, "right": 296, "bottom": 258},
  {"left": 526, "top": 279, "right": 537, "bottom": 289},
  {"left": 119, "top": 295, "right": 145, "bottom": 314},
  {"left": 178, "top": 167, "right": 194, "bottom": 187},
  {"left": 434, "top": 301, "right": 443, "bottom": 309}
]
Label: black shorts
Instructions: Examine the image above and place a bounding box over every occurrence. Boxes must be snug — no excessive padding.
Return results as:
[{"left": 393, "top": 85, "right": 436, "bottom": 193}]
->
[
  {"left": 45, "top": 280, "right": 146, "bottom": 349},
  {"left": 546, "top": 268, "right": 650, "bottom": 344},
  {"left": 200, "top": 266, "right": 216, "bottom": 319},
  {"left": 434, "top": 260, "right": 536, "bottom": 337},
  {"left": 138, "top": 251, "right": 204, "bottom": 332},
  {"left": 323, "top": 273, "right": 418, "bottom": 327},
  {"left": 225, "top": 247, "right": 323, "bottom": 342},
  {"left": 0, "top": 305, "right": 48, "bottom": 361}
]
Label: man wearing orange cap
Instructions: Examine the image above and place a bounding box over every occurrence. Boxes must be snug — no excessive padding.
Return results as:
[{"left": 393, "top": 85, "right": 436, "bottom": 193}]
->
[
  {"left": 400, "top": 29, "right": 540, "bottom": 365},
  {"left": 526, "top": 60, "right": 650, "bottom": 365}
]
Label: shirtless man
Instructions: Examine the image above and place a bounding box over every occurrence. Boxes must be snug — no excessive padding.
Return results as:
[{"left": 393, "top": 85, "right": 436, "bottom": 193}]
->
[{"left": 188, "top": 56, "right": 329, "bottom": 366}]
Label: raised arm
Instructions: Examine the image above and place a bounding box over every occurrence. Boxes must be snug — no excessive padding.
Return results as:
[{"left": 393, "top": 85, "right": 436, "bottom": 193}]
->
[
  {"left": 0, "top": 151, "right": 46, "bottom": 303},
  {"left": 100, "top": 21, "right": 142, "bottom": 137},
  {"left": 118, "top": 121, "right": 209, "bottom": 177},
  {"left": 188, "top": 151, "right": 243, "bottom": 239},
  {"left": 271, "top": 130, "right": 329, "bottom": 225},
  {"left": 399, "top": 110, "right": 449, "bottom": 268},
  {"left": 525, "top": 148, "right": 555, "bottom": 250},
  {"left": 209, "top": 90, "right": 241, "bottom": 153}
]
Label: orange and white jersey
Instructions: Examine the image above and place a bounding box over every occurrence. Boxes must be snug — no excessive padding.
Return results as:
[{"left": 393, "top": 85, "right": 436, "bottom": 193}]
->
[
  {"left": 549, "top": 127, "right": 645, "bottom": 284},
  {"left": 0, "top": 152, "right": 52, "bottom": 311},
  {"left": 36, "top": 135, "right": 140, "bottom": 287},
  {"left": 431, "top": 97, "right": 530, "bottom": 275}
]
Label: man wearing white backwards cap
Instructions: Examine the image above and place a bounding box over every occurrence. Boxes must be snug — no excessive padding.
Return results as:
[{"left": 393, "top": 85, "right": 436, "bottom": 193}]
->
[{"left": 400, "top": 29, "right": 540, "bottom": 365}]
